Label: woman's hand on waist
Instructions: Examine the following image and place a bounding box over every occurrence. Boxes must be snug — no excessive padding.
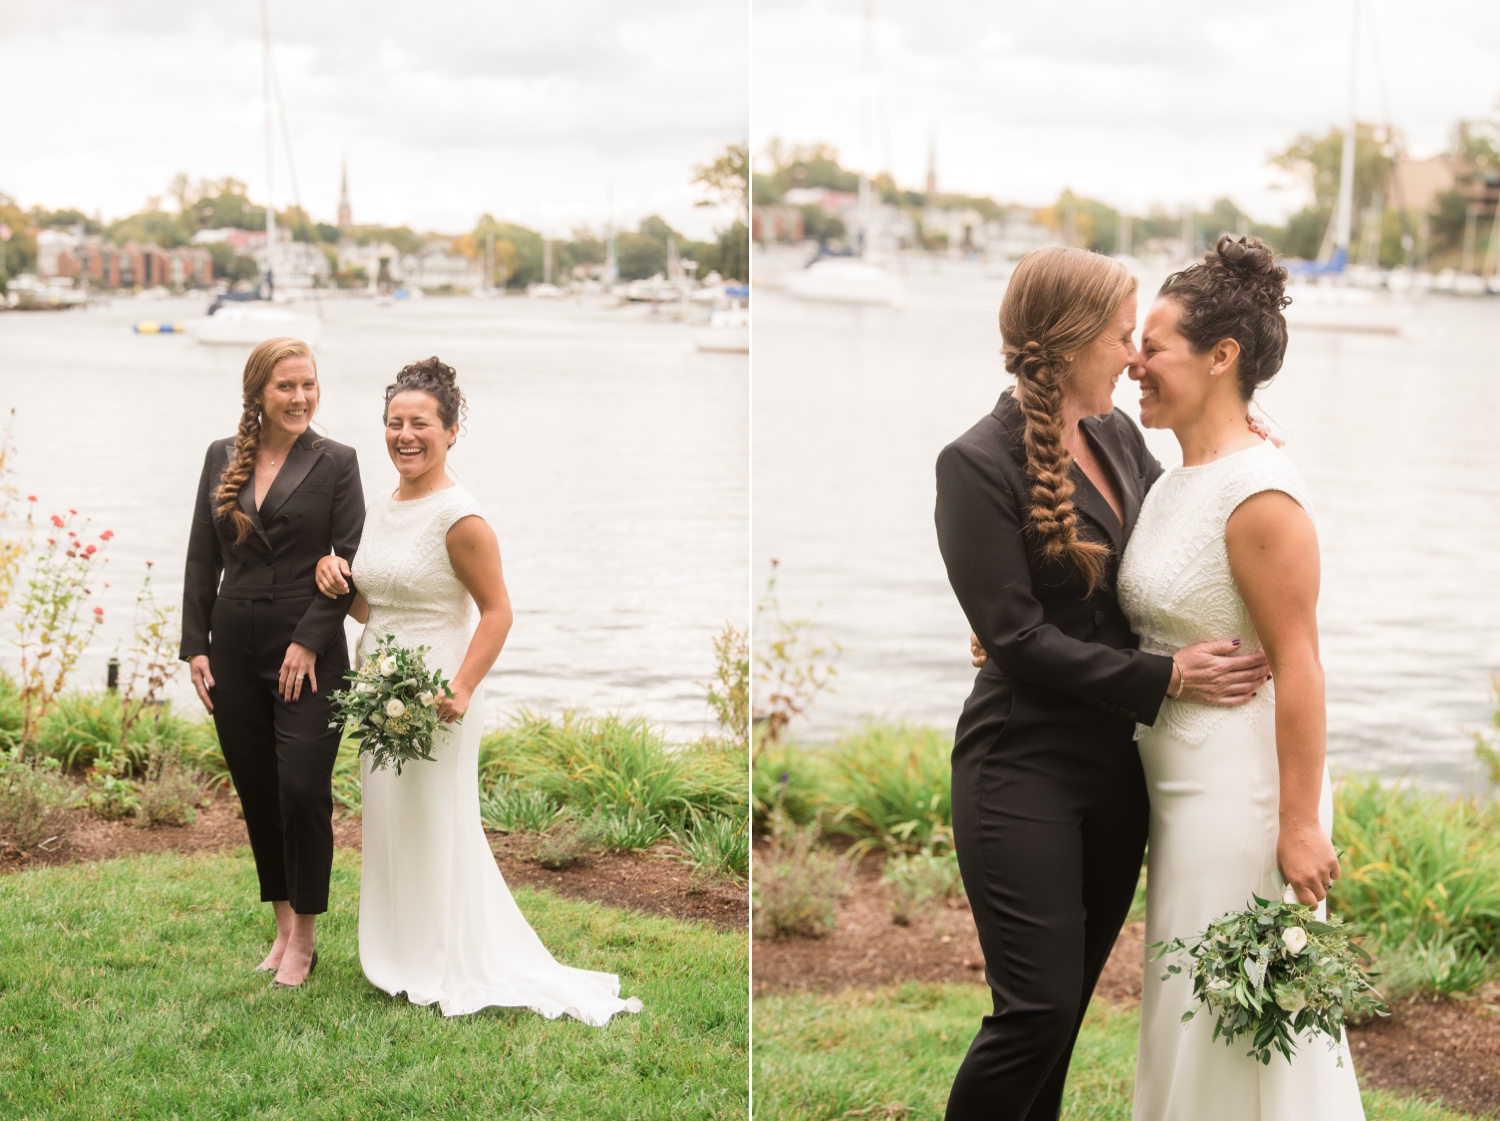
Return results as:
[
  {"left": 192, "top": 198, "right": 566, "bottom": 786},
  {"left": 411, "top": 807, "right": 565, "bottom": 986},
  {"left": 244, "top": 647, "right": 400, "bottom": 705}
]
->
[
  {"left": 315, "top": 555, "right": 352, "bottom": 599},
  {"left": 969, "top": 631, "right": 987, "bottom": 668},
  {"left": 1171, "top": 639, "right": 1270, "bottom": 706}
]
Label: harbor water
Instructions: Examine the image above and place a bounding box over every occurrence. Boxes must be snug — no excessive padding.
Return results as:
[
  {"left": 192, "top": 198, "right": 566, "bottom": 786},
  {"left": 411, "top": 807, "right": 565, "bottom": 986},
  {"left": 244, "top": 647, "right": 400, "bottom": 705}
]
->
[
  {"left": 1, "top": 293, "right": 747, "bottom": 740},
  {"left": 753, "top": 261, "right": 1500, "bottom": 788}
]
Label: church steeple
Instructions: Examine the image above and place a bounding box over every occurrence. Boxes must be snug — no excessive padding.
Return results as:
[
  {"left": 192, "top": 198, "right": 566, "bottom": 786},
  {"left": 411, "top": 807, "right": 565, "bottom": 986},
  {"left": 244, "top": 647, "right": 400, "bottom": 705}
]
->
[{"left": 337, "top": 153, "right": 352, "bottom": 231}]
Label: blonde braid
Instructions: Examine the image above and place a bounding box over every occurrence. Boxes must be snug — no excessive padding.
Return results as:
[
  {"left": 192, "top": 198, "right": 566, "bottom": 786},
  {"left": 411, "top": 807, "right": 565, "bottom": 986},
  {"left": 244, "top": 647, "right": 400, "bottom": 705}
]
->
[
  {"left": 214, "top": 401, "right": 262, "bottom": 545},
  {"left": 1006, "top": 342, "right": 1110, "bottom": 592},
  {"left": 998, "top": 247, "right": 1135, "bottom": 595}
]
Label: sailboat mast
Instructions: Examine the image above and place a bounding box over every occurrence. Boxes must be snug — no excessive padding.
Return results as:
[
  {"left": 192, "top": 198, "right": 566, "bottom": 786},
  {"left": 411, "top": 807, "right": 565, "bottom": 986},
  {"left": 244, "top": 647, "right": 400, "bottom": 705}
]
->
[
  {"left": 1333, "top": 0, "right": 1360, "bottom": 258},
  {"left": 261, "top": 0, "right": 276, "bottom": 292}
]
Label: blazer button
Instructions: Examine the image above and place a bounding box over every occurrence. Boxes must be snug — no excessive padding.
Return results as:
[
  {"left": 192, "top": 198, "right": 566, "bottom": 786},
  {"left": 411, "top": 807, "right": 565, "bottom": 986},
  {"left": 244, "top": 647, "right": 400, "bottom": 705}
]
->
[
  {"left": 264, "top": 558, "right": 273, "bottom": 567},
  {"left": 1094, "top": 610, "right": 1106, "bottom": 626},
  {"left": 1128, "top": 712, "right": 1138, "bottom": 721}
]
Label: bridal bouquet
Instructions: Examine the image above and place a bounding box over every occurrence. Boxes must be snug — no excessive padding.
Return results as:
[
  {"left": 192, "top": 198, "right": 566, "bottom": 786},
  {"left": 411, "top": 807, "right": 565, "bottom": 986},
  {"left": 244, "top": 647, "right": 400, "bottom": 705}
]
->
[
  {"left": 1152, "top": 894, "right": 1386, "bottom": 1066},
  {"left": 328, "top": 634, "right": 454, "bottom": 775}
]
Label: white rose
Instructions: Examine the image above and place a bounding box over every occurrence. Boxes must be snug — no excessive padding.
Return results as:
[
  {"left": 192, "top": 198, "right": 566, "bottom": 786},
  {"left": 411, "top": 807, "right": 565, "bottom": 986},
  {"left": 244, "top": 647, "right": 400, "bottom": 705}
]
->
[
  {"left": 386, "top": 698, "right": 407, "bottom": 718},
  {"left": 1274, "top": 985, "right": 1307, "bottom": 1013},
  {"left": 370, "top": 712, "right": 385, "bottom": 726},
  {"left": 1281, "top": 926, "right": 1309, "bottom": 955},
  {"left": 418, "top": 691, "right": 434, "bottom": 708},
  {"left": 379, "top": 656, "right": 398, "bottom": 677},
  {"left": 356, "top": 682, "right": 376, "bottom": 694}
]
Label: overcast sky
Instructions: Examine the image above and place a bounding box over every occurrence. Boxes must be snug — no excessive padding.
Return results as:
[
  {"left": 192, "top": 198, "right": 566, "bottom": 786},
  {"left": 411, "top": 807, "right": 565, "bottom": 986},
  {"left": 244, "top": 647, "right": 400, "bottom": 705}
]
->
[
  {"left": 2, "top": 0, "right": 747, "bottom": 238},
  {"left": 752, "top": 0, "right": 1500, "bottom": 222}
]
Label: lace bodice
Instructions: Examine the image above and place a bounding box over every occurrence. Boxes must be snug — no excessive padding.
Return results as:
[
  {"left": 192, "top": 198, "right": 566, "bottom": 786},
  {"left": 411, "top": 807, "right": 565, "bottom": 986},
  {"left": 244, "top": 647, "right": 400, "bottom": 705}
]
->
[
  {"left": 353, "top": 485, "right": 486, "bottom": 670},
  {"left": 1117, "top": 442, "right": 1313, "bottom": 745}
]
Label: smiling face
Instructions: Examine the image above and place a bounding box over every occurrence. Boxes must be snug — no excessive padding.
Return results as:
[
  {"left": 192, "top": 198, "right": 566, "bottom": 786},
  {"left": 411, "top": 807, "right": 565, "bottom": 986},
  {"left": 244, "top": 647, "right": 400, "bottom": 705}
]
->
[
  {"left": 385, "top": 389, "right": 459, "bottom": 479},
  {"left": 259, "top": 356, "right": 318, "bottom": 438},
  {"left": 1133, "top": 297, "right": 1218, "bottom": 430},
  {"left": 1063, "top": 292, "right": 1139, "bottom": 416}
]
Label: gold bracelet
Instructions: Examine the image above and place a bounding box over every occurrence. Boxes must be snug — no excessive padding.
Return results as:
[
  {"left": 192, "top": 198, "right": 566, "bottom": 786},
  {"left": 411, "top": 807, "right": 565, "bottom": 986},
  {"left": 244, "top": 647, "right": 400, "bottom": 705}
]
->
[{"left": 1168, "top": 656, "right": 1185, "bottom": 700}]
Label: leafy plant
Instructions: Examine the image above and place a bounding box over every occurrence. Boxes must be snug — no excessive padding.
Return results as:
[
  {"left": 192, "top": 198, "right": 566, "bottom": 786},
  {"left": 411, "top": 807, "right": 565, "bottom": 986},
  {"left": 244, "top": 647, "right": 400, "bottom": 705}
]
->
[
  {"left": 701, "top": 622, "right": 748, "bottom": 748},
  {"left": 675, "top": 812, "right": 750, "bottom": 886},
  {"left": 752, "top": 813, "right": 851, "bottom": 939},
  {"left": 134, "top": 752, "right": 203, "bottom": 828},
  {"left": 328, "top": 634, "right": 453, "bottom": 775},
  {"left": 1153, "top": 895, "right": 1385, "bottom": 1066},
  {"left": 529, "top": 810, "right": 603, "bottom": 870},
  {"left": 882, "top": 847, "right": 964, "bottom": 925},
  {"left": 115, "top": 561, "right": 182, "bottom": 754},
  {"left": 0, "top": 750, "right": 74, "bottom": 850},
  {"left": 82, "top": 758, "right": 140, "bottom": 820},
  {"left": 753, "top": 560, "right": 840, "bottom": 752},
  {"left": 478, "top": 774, "right": 559, "bottom": 834},
  {"left": 0, "top": 412, "right": 26, "bottom": 612},
  {"left": 12, "top": 508, "right": 111, "bottom": 751},
  {"left": 587, "top": 806, "right": 666, "bottom": 852}
]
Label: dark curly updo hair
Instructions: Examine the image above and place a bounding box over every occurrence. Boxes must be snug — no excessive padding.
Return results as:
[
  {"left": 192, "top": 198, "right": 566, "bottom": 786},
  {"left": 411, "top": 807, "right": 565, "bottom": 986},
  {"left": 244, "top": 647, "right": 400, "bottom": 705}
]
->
[
  {"left": 1157, "top": 234, "right": 1291, "bottom": 400},
  {"left": 384, "top": 356, "right": 467, "bottom": 429}
]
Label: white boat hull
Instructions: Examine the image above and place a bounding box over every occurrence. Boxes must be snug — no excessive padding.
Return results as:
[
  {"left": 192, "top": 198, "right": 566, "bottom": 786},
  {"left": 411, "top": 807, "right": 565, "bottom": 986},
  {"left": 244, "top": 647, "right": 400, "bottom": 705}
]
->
[
  {"left": 694, "top": 326, "right": 749, "bottom": 353},
  {"left": 784, "top": 259, "right": 900, "bottom": 307},
  {"left": 185, "top": 306, "right": 322, "bottom": 346}
]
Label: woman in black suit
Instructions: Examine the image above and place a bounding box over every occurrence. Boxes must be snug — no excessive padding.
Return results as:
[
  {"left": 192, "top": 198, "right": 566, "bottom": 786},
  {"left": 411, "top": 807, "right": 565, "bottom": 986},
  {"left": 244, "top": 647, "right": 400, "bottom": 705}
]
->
[
  {"left": 934, "top": 248, "right": 1268, "bottom": 1120},
  {"left": 180, "top": 336, "right": 363, "bottom": 989}
]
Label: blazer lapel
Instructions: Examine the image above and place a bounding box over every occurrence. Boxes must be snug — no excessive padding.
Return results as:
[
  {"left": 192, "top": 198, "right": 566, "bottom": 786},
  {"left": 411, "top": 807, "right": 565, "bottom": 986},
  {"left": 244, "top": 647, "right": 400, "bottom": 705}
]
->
[
  {"left": 237, "top": 473, "right": 272, "bottom": 552},
  {"left": 258, "top": 431, "right": 320, "bottom": 522},
  {"left": 1081, "top": 414, "right": 1144, "bottom": 544}
]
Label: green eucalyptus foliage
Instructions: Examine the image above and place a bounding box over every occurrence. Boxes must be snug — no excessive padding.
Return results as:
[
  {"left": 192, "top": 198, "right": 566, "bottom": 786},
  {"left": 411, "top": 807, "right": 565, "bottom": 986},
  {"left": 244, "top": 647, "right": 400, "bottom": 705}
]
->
[{"left": 1153, "top": 895, "right": 1385, "bottom": 1066}]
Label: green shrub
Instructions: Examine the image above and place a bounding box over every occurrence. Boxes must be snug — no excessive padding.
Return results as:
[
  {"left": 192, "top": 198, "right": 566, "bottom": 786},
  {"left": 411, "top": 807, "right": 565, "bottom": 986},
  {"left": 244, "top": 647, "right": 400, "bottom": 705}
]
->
[
  {"left": 134, "top": 758, "right": 203, "bottom": 828},
  {"left": 754, "top": 722, "right": 952, "bottom": 852},
  {"left": 330, "top": 736, "right": 361, "bottom": 813},
  {"left": 21, "top": 689, "right": 222, "bottom": 781},
  {"left": 82, "top": 764, "right": 140, "bottom": 820},
  {"left": 752, "top": 815, "right": 851, "bottom": 939},
  {"left": 882, "top": 847, "right": 964, "bottom": 925},
  {"left": 479, "top": 710, "right": 743, "bottom": 830},
  {"left": 753, "top": 741, "right": 831, "bottom": 827},
  {"left": 529, "top": 811, "right": 599, "bottom": 870},
  {"left": 676, "top": 812, "right": 750, "bottom": 885},
  {"left": 1332, "top": 776, "right": 1500, "bottom": 958},
  {"left": 0, "top": 751, "right": 74, "bottom": 849},
  {"left": 478, "top": 774, "right": 560, "bottom": 834},
  {"left": 587, "top": 805, "right": 667, "bottom": 851}
]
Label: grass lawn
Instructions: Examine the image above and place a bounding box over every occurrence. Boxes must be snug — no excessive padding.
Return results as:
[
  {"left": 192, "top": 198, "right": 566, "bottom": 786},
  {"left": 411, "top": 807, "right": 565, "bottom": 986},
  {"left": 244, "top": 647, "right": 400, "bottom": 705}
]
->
[
  {"left": 752, "top": 985, "right": 1476, "bottom": 1121},
  {"left": 0, "top": 849, "right": 746, "bottom": 1120}
]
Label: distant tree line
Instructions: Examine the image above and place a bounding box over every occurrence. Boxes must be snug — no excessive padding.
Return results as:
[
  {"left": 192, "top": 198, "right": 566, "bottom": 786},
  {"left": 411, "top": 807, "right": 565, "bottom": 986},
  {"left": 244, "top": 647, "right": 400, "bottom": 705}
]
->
[{"left": 755, "top": 121, "right": 1500, "bottom": 271}]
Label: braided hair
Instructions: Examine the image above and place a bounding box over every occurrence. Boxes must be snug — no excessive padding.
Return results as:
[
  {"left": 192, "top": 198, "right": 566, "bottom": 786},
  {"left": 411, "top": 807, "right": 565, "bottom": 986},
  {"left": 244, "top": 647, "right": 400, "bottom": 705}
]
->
[
  {"left": 999, "top": 247, "right": 1137, "bottom": 594},
  {"left": 214, "top": 337, "right": 317, "bottom": 545},
  {"left": 1157, "top": 234, "right": 1290, "bottom": 400}
]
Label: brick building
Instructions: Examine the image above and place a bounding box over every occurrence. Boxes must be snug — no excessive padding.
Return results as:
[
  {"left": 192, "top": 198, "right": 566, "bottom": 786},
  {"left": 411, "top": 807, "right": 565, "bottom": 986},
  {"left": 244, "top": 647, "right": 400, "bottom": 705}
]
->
[{"left": 36, "top": 230, "right": 212, "bottom": 290}]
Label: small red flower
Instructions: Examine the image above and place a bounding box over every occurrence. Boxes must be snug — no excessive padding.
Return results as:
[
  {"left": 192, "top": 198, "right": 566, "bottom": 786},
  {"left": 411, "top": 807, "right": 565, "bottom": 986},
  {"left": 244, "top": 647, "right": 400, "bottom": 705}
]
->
[
  {"left": 100, "top": 530, "right": 114, "bottom": 541},
  {"left": 85, "top": 544, "right": 97, "bottom": 555},
  {"left": 49, "top": 515, "right": 63, "bottom": 528},
  {"left": 68, "top": 508, "right": 77, "bottom": 516},
  {"left": 26, "top": 495, "right": 36, "bottom": 503},
  {"left": 146, "top": 560, "right": 155, "bottom": 568},
  {"left": 92, "top": 607, "right": 104, "bottom": 617}
]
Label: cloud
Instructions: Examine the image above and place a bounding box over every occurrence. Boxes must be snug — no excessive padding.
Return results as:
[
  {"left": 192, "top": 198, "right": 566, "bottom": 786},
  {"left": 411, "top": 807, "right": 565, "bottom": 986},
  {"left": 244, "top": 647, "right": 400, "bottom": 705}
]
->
[
  {"left": 1, "top": 0, "right": 747, "bottom": 237},
  {"left": 752, "top": 0, "right": 1500, "bottom": 220}
]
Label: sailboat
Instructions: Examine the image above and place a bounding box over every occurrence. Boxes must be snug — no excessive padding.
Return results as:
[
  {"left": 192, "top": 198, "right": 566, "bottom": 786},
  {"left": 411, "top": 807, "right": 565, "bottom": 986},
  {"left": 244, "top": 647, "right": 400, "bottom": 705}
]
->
[
  {"left": 186, "top": 0, "right": 321, "bottom": 347},
  {"left": 785, "top": 3, "right": 901, "bottom": 308},
  {"left": 1282, "top": 0, "right": 1403, "bottom": 335}
]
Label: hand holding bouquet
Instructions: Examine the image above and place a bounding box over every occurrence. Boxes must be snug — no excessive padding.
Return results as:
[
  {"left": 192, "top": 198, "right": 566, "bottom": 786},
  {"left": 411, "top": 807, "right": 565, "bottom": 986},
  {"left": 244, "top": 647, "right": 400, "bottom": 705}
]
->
[
  {"left": 328, "top": 634, "right": 455, "bottom": 775},
  {"left": 1152, "top": 893, "right": 1385, "bottom": 1066}
]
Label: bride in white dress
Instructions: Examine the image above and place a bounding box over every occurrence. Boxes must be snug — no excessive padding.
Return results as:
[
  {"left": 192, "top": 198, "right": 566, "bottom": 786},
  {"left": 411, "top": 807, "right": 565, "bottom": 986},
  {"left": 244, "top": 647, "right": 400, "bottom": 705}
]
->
[
  {"left": 317, "top": 358, "right": 642, "bottom": 1024},
  {"left": 1116, "top": 238, "right": 1362, "bottom": 1119}
]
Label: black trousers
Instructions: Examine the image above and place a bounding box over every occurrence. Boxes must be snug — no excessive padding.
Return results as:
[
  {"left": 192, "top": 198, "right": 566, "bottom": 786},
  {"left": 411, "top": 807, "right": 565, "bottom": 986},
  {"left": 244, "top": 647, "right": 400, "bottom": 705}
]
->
[
  {"left": 945, "top": 674, "right": 1149, "bottom": 1121},
  {"left": 208, "top": 595, "right": 346, "bottom": 915}
]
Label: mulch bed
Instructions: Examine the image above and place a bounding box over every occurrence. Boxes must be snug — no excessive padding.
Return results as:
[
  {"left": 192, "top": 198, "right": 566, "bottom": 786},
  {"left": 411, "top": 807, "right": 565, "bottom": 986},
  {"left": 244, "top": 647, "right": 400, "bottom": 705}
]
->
[
  {"left": 755, "top": 848, "right": 1500, "bottom": 1118},
  {"left": 1, "top": 791, "right": 746, "bottom": 933}
]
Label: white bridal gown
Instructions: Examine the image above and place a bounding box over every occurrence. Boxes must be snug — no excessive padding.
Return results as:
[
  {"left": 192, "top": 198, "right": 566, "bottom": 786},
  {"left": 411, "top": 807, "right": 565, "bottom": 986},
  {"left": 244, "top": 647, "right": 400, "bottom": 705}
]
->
[
  {"left": 1116, "top": 442, "right": 1363, "bottom": 1120},
  {"left": 353, "top": 484, "right": 643, "bottom": 1023}
]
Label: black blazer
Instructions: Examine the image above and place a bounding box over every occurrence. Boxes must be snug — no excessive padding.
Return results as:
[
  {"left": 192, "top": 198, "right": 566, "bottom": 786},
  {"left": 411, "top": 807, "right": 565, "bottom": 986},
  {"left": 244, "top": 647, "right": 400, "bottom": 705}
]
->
[
  {"left": 180, "top": 428, "right": 363, "bottom": 661},
  {"left": 935, "top": 388, "right": 1173, "bottom": 726}
]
